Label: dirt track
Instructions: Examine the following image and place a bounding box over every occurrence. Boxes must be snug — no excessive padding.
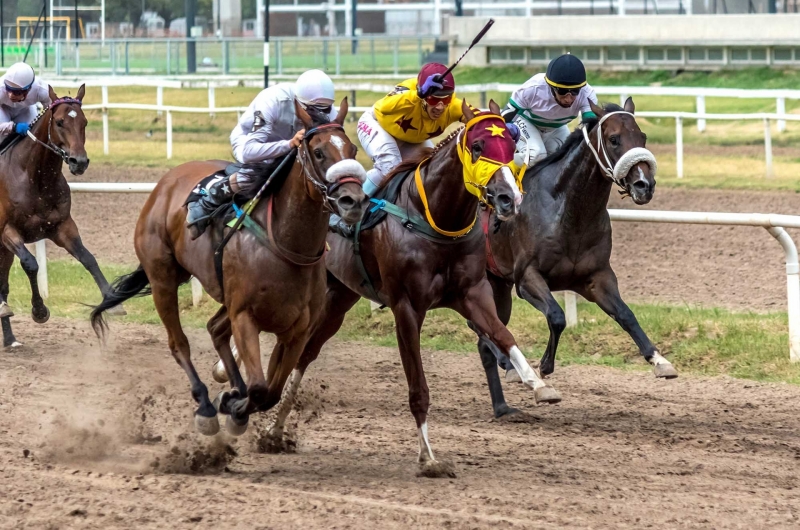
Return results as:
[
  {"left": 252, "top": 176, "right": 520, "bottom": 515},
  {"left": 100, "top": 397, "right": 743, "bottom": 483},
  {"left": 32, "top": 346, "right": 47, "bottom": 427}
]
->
[{"left": 1, "top": 317, "right": 800, "bottom": 529}]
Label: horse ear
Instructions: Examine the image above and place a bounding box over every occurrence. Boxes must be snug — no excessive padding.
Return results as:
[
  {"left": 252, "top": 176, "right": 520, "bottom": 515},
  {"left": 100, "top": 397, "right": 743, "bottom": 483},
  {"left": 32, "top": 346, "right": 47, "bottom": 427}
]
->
[
  {"left": 462, "top": 99, "right": 475, "bottom": 122},
  {"left": 589, "top": 100, "right": 605, "bottom": 118},
  {"left": 488, "top": 99, "right": 501, "bottom": 115},
  {"left": 48, "top": 85, "right": 57, "bottom": 102},
  {"left": 294, "top": 99, "right": 314, "bottom": 129},
  {"left": 76, "top": 84, "right": 86, "bottom": 102},
  {"left": 623, "top": 97, "right": 635, "bottom": 114},
  {"left": 334, "top": 97, "right": 348, "bottom": 126}
]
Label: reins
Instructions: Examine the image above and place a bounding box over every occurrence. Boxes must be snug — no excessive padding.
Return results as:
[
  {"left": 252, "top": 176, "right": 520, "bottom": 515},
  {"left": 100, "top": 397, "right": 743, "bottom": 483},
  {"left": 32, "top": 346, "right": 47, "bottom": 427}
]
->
[{"left": 25, "top": 97, "right": 82, "bottom": 164}]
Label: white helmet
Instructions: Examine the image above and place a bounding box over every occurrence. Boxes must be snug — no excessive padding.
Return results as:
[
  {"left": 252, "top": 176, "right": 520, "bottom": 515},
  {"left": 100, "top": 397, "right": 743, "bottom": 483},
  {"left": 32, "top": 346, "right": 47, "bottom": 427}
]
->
[
  {"left": 4, "top": 62, "right": 35, "bottom": 90},
  {"left": 294, "top": 69, "right": 334, "bottom": 108}
]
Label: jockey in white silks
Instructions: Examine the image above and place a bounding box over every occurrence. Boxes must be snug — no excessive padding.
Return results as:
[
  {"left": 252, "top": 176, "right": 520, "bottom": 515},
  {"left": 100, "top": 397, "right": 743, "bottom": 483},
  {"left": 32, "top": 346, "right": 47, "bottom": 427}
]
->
[
  {"left": 186, "top": 69, "right": 337, "bottom": 234},
  {"left": 0, "top": 62, "right": 52, "bottom": 138},
  {"left": 501, "top": 54, "right": 598, "bottom": 169}
]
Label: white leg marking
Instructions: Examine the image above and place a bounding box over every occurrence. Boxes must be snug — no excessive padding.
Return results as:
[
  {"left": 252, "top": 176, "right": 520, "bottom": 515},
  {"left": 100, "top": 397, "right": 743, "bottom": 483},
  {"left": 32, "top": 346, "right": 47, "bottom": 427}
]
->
[
  {"left": 417, "top": 422, "right": 436, "bottom": 463},
  {"left": 508, "top": 346, "right": 546, "bottom": 391},
  {"left": 270, "top": 369, "right": 304, "bottom": 434},
  {"left": 650, "top": 351, "right": 672, "bottom": 366}
]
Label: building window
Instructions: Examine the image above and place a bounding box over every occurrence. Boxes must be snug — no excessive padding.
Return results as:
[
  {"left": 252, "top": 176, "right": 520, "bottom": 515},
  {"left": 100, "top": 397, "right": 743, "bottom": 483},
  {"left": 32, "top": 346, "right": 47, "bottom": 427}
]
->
[
  {"left": 750, "top": 48, "right": 766, "bottom": 62},
  {"left": 489, "top": 47, "right": 507, "bottom": 62},
  {"left": 774, "top": 48, "right": 794, "bottom": 62},
  {"left": 707, "top": 48, "right": 723, "bottom": 61},
  {"left": 647, "top": 48, "right": 664, "bottom": 62},
  {"left": 509, "top": 48, "right": 525, "bottom": 62},
  {"left": 688, "top": 48, "right": 705, "bottom": 61},
  {"left": 624, "top": 47, "right": 640, "bottom": 62},
  {"left": 666, "top": 48, "right": 682, "bottom": 62},
  {"left": 530, "top": 48, "right": 546, "bottom": 61},
  {"left": 731, "top": 48, "right": 749, "bottom": 62}
]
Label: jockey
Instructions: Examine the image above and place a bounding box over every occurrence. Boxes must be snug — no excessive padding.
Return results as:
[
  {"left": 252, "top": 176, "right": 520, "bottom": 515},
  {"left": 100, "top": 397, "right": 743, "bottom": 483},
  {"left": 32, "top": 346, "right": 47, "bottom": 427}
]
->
[
  {"left": 356, "top": 63, "right": 475, "bottom": 198},
  {"left": 186, "top": 69, "right": 336, "bottom": 233},
  {"left": 0, "top": 62, "right": 51, "bottom": 138},
  {"left": 502, "top": 54, "right": 598, "bottom": 168}
]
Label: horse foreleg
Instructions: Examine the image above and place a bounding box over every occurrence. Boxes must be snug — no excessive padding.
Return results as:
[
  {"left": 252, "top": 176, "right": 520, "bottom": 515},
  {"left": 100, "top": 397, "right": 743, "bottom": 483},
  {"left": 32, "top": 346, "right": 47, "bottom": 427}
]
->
[
  {"left": 224, "top": 309, "right": 267, "bottom": 423},
  {"left": 456, "top": 279, "right": 561, "bottom": 404},
  {"left": 150, "top": 275, "right": 219, "bottom": 435},
  {"left": 265, "top": 274, "right": 361, "bottom": 451},
  {"left": 206, "top": 306, "right": 249, "bottom": 436},
  {"left": 0, "top": 247, "right": 19, "bottom": 347},
  {"left": 579, "top": 268, "right": 678, "bottom": 379},
  {"left": 2, "top": 227, "right": 49, "bottom": 324},
  {"left": 51, "top": 217, "right": 125, "bottom": 315},
  {"left": 516, "top": 267, "right": 566, "bottom": 377}
]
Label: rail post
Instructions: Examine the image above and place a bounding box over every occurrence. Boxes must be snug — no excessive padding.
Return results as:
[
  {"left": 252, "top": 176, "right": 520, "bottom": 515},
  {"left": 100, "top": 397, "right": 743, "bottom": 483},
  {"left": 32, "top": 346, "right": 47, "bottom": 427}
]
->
[
  {"left": 166, "top": 110, "right": 173, "bottom": 159},
  {"left": 675, "top": 116, "right": 684, "bottom": 179},
  {"left": 767, "top": 227, "right": 800, "bottom": 362},
  {"left": 208, "top": 84, "right": 216, "bottom": 118},
  {"left": 764, "top": 117, "right": 774, "bottom": 178},
  {"left": 696, "top": 95, "right": 706, "bottom": 132},
  {"left": 102, "top": 85, "right": 109, "bottom": 156},
  {"left": 191, "top": 277, "right": 203, "bottom": 307},
  {"left": 564, "top": 291, "right": 578, "bottom": 328},
  {"left": 777, "top": 97, "right": 786, "bottom": 132}
]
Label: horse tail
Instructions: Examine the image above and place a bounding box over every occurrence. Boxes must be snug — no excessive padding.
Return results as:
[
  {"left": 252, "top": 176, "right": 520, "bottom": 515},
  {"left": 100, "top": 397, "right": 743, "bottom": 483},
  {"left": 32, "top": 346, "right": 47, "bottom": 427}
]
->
[{"left": 90, "top": 265, "right": 151, "bottom": 338}]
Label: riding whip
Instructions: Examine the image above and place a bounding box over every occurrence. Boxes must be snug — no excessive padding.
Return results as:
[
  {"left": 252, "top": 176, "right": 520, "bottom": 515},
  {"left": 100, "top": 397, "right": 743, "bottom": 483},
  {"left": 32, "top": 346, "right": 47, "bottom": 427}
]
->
[{"left": 439, "top": 18, "right": 495, "bottom": 79}]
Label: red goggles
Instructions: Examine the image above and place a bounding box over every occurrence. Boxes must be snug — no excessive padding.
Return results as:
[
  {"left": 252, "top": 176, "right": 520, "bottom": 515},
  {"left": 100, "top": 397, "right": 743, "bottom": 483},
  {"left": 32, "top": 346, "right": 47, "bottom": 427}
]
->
[{"left": 425, "top": 93, "right": 453, "bottom": 107}]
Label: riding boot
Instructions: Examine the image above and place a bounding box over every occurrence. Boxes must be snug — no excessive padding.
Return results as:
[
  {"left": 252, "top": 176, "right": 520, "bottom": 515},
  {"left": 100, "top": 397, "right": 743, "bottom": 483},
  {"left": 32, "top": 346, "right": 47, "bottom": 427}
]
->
[{"left": 187, "top": 177, "right": 234, "bottom": 239}]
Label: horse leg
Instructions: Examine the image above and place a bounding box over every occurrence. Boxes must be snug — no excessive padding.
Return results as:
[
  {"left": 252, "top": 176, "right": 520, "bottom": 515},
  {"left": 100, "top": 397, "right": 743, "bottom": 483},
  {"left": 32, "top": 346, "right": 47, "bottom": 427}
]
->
[
  {"left": 392, "top": 300, "right": 455, "bottom": 478},
  {"left": 469, "top": 275, "right": 520, "bottom": 418},
  {"left": 2, "top": 227, "right": 49, "bottom": 324},
  {"left": 516, "top": 268, "right": 567, "bottom": 377},
  {"left": 222, "top": 309, "right": 268, "bottom": 423},
  {"left": 50, "top": 217, "right": 125, "bottom": 315},
  {"left": 206, "top": 306, "right": 249, "bottom": 436},
  {"left": 579, "top": 268, "right": 678, "bottom": 379},
  {"left": 150, "top": 274, "right": 219, "bottom": 435},
  {"left": 456, "top": 279, "right": 561, "bottom": 404},
  {"left": 265, "top": 274, "right": 361, "bottom": 450},
  {"left": 0, "top": 247, "right": 20, "bottom": 347}
]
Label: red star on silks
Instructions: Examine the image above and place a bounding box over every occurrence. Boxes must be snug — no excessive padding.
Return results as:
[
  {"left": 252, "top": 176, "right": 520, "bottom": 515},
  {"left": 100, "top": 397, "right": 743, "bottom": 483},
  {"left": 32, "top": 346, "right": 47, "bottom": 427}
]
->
[
  {"left": 427, "top": 126, "right": 444, "bottom": 139},
  {"left": 396, "top": 116, "right": 417, "bottom": 133}
]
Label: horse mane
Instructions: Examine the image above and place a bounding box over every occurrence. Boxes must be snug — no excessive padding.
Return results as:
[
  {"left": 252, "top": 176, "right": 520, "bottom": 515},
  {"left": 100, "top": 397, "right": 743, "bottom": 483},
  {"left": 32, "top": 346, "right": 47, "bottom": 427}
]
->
[
  {"left": 526, "top": 102, "right": 623, "bottom": 179},
  {"left": 381, "top": 125, "right": 463, "bottom": 184},
  {"left": 0, "top": 103, "right": 51, "bottom": 157}
]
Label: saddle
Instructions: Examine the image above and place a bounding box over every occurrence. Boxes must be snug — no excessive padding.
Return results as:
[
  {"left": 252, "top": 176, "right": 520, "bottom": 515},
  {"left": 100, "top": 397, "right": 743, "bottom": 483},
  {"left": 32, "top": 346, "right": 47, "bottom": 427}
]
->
[{"left": 0, "top": 132, "right": 24, "bottom": 157}]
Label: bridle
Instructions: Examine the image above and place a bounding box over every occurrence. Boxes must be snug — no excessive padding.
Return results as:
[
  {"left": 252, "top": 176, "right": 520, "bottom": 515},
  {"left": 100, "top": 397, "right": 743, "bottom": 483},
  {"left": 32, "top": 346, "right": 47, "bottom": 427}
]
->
[
  {"left": 581, "top": 110, "right": 657, "bottom": 190},
  {"left": 25, "top": 97, "right": 82, "bottom": 164},
  {"left": 296, "top": 123, "right": 364, "bottom": 213}
]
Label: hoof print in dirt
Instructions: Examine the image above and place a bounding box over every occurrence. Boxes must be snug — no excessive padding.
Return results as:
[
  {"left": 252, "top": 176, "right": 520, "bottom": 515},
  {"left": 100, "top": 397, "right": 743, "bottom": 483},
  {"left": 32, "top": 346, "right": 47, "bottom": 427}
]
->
[
  {"left": 256, "top": 431, "right": 297, "bottom": 454},
  {"left": 493, "top": 411, "right": 541, "bottom": 424},
  {"left": 161, "top": 441, "right": 237, "bottom": 474},
  {"left": 416, "top": 460, "right": 457, "bottom": 479}
]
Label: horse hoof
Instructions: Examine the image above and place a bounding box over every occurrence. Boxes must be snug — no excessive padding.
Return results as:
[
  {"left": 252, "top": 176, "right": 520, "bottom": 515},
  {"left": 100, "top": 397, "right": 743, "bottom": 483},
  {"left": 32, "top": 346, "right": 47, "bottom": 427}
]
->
[
  {"left": 6, "top": 341, "right": 22, "bottom": 348},
  {"left": 505, "top": 368, "right": 522, "bottom": 383},
  {"left": 106, "top": 304, "right": 127, "bottom": 317},
  {"left": 494, "top": 404, "right": 521, "bottom": 418},
  {"left": 0, "top": 302, "right": 14, "bottom": 318},
  {"left": 194, "top": 414, "right": 220, "bottom": 436},
  {"left": 225, "top": 415, "right": 248, "bottom": 436},
  {"left": 32, "top": 306, "right": 50, "bottom": 324},
  {"left": 416, "top": 459, "right": 457, "bottom": 479},
  {"left": 534, "top": 386, "right": 562, "bottom": 404},
  {"left": 212, "top": 359, "right": 229, "bottom": 384},
  {"left": 654, "top": 363, "right": 679, "bottom": 379}
]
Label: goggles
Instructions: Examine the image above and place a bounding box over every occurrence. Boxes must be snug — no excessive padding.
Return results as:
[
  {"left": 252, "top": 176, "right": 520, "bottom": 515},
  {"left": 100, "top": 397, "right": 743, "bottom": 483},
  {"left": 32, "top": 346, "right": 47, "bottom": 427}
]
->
[
  {"left": 5, "top": 83, "right": 31, "bottom": 95},
  {"left": 424, "top": 93, "right": 453, "bottom": 108},
  {"left": 553, "top": 86, "right": 582, "bottom": 97}
]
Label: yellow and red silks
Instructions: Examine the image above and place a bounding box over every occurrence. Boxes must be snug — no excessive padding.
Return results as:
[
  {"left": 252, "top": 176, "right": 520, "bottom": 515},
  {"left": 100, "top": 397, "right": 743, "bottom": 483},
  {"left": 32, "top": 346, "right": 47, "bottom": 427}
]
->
[{"left": 455, "top": 114, "right": 521, "bottom": 202}]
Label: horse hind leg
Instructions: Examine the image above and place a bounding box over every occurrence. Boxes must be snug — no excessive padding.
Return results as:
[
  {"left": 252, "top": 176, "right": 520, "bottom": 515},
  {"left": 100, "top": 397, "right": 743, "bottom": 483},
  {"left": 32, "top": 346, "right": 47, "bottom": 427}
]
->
[
  {"left": 0, "top": 247, "right": 20, "bottom": 347},
  {"left": 206, "top": 306, "right": 249, "bottom": 436}
]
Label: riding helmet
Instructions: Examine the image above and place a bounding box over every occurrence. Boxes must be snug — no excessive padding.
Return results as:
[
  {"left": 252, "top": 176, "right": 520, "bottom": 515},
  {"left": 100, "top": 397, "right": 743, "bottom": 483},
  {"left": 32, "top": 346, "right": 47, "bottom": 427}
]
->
[
  {"left": 417, "top": 63, "right": 455, "bottom": 96},
  {"left": 295, "top": 69, "right": 335, "bottom": 108},
  {"left": 4, "top": 62, "right": 36, "bottom": 91},
  {"left": 544, "top": 54, "right": 587, "bottom": 89}
]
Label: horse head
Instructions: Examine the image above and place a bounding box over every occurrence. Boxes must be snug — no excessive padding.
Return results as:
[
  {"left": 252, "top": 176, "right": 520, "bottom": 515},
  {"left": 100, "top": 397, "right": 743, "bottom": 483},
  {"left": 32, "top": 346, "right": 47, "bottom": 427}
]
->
[
  {"left": 460, "top": 100, "right": 522, "bottom": 221},
  {"left": 294, "top": 98, "right": 368, "bottom": 225},
  {"left": 45, "top": 84, "right": 90, "bottom": 176},
  {"left": 586, "top": 98, "right": 656, "bottom": 205}
]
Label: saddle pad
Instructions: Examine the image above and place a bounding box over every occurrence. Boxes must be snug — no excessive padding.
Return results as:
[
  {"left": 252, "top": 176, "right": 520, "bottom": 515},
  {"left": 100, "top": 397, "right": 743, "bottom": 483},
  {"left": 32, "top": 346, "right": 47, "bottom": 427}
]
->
[
  {"left": 358, "top": 167, "right": 413, "bottom": 232},
  {"left": 0, "top": 132, "right": 24, "bottom": 157}
]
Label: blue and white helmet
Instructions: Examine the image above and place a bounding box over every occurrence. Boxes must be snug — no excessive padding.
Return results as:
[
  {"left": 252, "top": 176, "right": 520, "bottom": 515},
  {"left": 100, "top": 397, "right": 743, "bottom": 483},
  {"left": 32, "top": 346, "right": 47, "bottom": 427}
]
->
[
  {"left": 294, "top": 69, "right": 335, "bottom": 108},
  {"left": 4, "top": 62, "right": 35, "bottom": 91}
]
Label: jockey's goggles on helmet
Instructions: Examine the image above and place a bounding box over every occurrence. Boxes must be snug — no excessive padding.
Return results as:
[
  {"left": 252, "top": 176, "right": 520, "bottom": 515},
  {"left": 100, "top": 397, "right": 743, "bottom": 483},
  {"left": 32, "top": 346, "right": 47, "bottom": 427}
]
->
[
  {"left": 5, "top": 82, "right": 31, "bottom": 95},
  {"left": 424, "top": 93, "right": 453, "bottom": 108},
  {"left": 553, "top": 86, "right": 582, "bottom": 97}
]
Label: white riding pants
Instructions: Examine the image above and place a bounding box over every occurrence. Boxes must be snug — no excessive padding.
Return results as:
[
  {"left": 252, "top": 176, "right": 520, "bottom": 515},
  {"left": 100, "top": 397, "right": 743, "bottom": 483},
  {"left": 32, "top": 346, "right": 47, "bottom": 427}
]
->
[{"left": 512, "top": 115, "right": 570, "bottom": 168}]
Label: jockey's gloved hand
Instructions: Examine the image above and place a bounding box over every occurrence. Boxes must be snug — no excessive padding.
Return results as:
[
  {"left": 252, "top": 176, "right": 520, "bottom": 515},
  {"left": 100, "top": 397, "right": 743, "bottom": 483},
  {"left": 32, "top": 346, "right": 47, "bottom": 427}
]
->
[
  {"left": 14, "top": 123, "right": 29, "bottom": 135},
  {"left": 506, "top": 122, "right": 521, "bottom": 142},
  {"left": 419, "top": 74, "right": 444, "bottom": 98}
]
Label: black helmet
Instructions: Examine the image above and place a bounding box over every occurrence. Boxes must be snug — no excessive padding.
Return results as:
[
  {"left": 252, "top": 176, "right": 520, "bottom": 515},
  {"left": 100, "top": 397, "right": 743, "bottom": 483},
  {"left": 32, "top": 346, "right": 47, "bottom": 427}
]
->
[{"left": 545, "top": 54, "right": 587, "bottom": 89}]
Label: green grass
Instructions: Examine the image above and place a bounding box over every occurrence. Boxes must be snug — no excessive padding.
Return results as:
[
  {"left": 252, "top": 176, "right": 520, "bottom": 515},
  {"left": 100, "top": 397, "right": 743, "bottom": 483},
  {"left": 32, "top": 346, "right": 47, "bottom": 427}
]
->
[{"left": 14, "top": 259, "right": 800, "bottom": 385}]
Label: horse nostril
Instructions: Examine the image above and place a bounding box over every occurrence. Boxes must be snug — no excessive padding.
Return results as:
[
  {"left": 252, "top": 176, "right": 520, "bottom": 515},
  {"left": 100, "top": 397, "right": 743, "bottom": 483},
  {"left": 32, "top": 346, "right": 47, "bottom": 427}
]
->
[
  {"left": 68, "top": 157, "right": 78, "bottom": 165},
  {"left": 497, "top": 194, "right": 513, "bottom": 210},
  {"left": 337, "top": 195, "right": 356, "bottom": 210},
  {"left": 632, "top": 180, "right": 649, "bottom": 193}
]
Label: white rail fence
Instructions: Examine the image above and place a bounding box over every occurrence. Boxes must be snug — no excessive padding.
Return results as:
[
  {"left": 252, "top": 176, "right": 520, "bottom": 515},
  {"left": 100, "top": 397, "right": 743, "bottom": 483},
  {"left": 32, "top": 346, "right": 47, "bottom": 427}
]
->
[{"left": 25, "top": 183, "right": 800, "bottom": 363}]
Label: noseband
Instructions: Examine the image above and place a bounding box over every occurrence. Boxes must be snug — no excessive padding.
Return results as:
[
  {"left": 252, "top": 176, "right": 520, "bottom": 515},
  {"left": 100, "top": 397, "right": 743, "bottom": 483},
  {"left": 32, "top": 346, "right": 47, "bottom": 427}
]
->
[
  {"left": 25, "top": 97, "right": 82, "bottom": 164},
  {"left": 581, "top": 111, "right": 658, "bottom": 189},
  {"left": 297, "top": 123, "right": 363, "bottom": 212}
]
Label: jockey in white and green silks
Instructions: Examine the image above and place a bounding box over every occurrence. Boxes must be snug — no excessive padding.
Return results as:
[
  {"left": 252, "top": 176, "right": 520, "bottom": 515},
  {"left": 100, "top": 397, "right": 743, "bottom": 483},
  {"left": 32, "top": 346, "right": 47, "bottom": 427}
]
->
[{"left": 501, "top": 54, "right": 599, "bottom": 168}]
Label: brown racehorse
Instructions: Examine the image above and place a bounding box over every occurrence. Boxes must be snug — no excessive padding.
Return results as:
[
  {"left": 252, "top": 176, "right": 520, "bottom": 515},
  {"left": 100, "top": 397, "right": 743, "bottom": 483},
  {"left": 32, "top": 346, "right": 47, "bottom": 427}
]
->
[
  {"left": 260, "top": 101, "right": 561, "bottom": 476},
  {"left": 91, "top": 99, "right": 368, "bottom": 436},
  {"left": 476, "top": 99, "right": 677, "bottom": 418},
  {"left": 0, "top": 84, "right": 122, "bottom": 347}
]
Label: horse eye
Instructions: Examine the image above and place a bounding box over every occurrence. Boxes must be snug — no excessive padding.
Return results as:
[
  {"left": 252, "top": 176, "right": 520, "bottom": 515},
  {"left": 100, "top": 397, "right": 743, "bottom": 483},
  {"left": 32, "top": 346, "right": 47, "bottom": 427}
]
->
[
  {"left": 609, "top": 135, "right": 620, "bottom": 146},
  {"left": 314, "top": 148, "right": 323, "bottom": 160},
  {"left": 56, "top": 120, "right": 65, "bottom": 127}
]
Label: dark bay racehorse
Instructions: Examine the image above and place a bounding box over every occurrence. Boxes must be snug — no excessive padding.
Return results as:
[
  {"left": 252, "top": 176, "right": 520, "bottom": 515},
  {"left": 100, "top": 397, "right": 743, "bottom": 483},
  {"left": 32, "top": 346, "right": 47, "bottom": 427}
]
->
[
  {"left": 477, "top": 99, "right": 678, "bottom": 418},
  {"left": 91, "top": 99, "right": 368, "bottom": 436},
  {"left": 0, "top": 84, "right": 122, "bottom": 347},
  {"left": 260, "top": 101, "right": 560, "bottom": 476}
]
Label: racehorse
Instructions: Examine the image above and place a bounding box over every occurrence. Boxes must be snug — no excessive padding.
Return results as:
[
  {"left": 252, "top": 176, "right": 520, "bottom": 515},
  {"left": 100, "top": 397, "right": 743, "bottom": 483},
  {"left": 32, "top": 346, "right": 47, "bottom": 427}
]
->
[
  {"left": 91, "top": 99, "right": 369, "bottom": 436},
  {"left": 476, "top": 99, "right": 677, "bottom": 418},
  {"left": 258, "top": 101, "right": 560, "bottom": 476},
  {"left": 0, "top": 84, "right": 123, "bottom": 347}
]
